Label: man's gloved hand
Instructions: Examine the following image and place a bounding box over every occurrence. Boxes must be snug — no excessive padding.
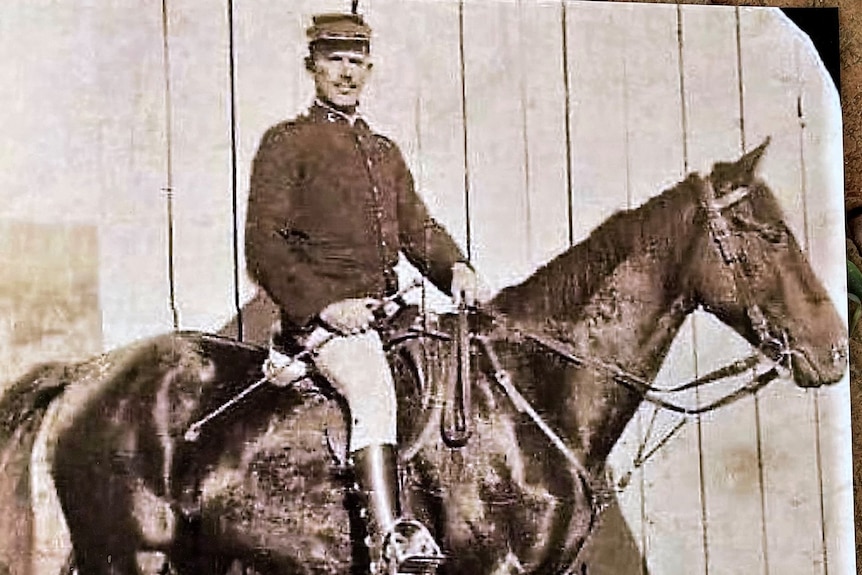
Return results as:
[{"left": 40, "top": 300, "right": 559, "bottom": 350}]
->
[
  {"left": 264, "top": 346, "right": 309, "bottom": 387},
  {"left": 319, "top": 298, "right": 379, "bottom": 335},
  {"left": 451, "top": 262, "right": 491, "bottom": 307}
]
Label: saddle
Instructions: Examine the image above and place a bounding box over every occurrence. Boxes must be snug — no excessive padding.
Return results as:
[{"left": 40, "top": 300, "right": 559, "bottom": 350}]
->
[
  {"left": 382, "top": 305, "right": 482, "bottom": 452},
  {"left": 185, "top": 301, "right": 488, "bottom": 464}
]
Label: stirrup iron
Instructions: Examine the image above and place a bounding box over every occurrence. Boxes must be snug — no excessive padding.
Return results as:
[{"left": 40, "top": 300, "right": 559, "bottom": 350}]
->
[{"left": 380, "top": 519, "right": 444, "bottom": 575}]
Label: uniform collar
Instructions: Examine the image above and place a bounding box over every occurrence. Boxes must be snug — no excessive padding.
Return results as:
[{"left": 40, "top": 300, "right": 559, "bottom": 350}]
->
[{"left": 311, "top": 99, "right": 365, "bottom": 127}]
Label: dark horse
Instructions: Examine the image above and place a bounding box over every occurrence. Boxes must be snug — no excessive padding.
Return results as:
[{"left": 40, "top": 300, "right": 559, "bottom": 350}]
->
[{"left": 0, "top": 141, "right": 847, "bottom": 575}]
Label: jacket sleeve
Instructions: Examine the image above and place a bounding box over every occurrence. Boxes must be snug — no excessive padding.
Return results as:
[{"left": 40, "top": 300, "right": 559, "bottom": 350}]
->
[
  {"left": 245, "top": 125, "right": 321, "bottom": 325},
  {"left": 394, "top": 150, "right": 469, "bottom": 295}
]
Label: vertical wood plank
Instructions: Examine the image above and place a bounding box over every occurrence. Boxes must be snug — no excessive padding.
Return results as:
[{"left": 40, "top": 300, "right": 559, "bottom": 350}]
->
[
  {"left": 739, "top": 8, "right": 824, "bottom": 575},
  {"left": 411, "top": 0, "right": 468, "bottom": 258},
  {"left": 167, "top": 0, "right": 236, "bottom": 333},
  {"left": 96, "top": 0, "right": 173, "bottom": 349},
  {"left": 461, "top": 0, "right": 530, "bottom": 293},
  {"left": 460, "top": 0, "right": 571, "bottom": 292},
  {"left": 0, "top": 4, "right": 103, "bottom": 224},
  {"left": 797, "top": 19, "right": 856, "bottom": 575},
  {"left": 641, "top": 332, "right": 706, "bottom": 575},
  {"left": 620, "top": 2, "right": 687, "bottom": 207},
  {"left": 373, "top": 0, "right": 469, "bottom": 313},
  {"left": 566, "top": 1, "right": 629, "bottom": 243},
  {"left": 362, "top": 0, "right": 421, "bottom": 174},
  {"left": 517, "top": 0, "right": 570, "bottom": 271},
  {"left": 363, "top": 0, "right": 455, "bottom": 311},
  {"left": 681, "top": 5, "right": 767, "bottom": 574}
]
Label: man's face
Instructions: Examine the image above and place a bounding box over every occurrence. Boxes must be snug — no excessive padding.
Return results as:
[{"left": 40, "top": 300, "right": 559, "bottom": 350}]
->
[{"left": 311, "top": 48, "right": 372, "bottom": 109}]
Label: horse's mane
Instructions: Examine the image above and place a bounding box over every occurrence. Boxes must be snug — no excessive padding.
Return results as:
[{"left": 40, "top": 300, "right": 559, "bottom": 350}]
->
[{"left": 491, "top": 174, "right": 704, "bottom": 327}]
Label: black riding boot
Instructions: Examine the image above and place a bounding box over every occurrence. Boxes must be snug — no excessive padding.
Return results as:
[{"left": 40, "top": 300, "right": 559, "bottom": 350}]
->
[{"left": 352, "top": 444, "right": 443, "bottom": 575}]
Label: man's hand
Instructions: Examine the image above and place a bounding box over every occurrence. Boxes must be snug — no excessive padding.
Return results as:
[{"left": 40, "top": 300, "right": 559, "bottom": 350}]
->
[
  {"left": 319, "top": 298, "right": 378, "bottom": 334},
  {"left": 451, "top": 262, "right": 491, "bottom": 307}
]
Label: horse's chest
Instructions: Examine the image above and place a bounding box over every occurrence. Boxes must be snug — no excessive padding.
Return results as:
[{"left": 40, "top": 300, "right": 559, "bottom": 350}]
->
[{"left": 410, "top": 407, "right": 569, "bottom": 557}]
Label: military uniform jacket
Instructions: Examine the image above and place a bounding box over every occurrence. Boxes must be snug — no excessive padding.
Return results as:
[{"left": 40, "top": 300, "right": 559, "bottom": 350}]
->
[{"left": 245, "top": 102, "right": 467, "bottom": 327}]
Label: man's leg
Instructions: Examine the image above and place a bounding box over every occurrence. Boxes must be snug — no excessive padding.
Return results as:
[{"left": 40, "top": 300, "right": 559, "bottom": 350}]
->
[
  {"left": 314, "top": 330, "right": 398, "bottom": 452},
  {"left": 315, "top": 331, "right": 442, "bottom": 574}
]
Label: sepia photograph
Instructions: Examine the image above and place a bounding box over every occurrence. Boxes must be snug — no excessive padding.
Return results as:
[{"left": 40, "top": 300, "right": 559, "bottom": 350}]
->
[{"left": 0, "top": 1, "right": 853, "bottom": 574}]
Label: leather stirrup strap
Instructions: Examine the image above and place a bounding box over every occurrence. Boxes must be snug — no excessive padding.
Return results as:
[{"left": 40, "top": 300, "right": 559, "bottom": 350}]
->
[{"left": 441, "top": 303, "right": 472, "bottom": 447}]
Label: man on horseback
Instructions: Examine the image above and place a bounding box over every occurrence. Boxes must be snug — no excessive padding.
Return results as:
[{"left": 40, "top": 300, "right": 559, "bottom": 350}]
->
[{"left": 245, "top": 11, "right": 485, "bottom": 574}]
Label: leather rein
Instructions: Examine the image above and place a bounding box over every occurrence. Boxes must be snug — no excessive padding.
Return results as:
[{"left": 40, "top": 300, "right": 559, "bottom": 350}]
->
[{"left": 511, "top": 177, "right": 792, "bottom": 416}]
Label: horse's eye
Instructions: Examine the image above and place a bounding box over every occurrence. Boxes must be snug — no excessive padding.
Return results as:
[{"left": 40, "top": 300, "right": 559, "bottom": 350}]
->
[{"left": 760, "top": 228, "right": 786, "bottom": 244}]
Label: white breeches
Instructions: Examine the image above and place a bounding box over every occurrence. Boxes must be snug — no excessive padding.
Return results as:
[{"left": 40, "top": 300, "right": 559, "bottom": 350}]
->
[{"left": 314, "top": 330, "right": 398, "bottom": 452}]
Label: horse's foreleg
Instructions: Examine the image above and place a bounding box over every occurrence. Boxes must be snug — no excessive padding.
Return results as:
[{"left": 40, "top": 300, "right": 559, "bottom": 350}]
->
[{"left": 529, "top": 467, "right": 595, "bottom": 575}]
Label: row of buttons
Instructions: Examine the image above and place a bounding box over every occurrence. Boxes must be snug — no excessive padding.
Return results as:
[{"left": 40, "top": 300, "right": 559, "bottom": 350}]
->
[{"left": 354, "top": 128, "right": 391, "bottom": 273}]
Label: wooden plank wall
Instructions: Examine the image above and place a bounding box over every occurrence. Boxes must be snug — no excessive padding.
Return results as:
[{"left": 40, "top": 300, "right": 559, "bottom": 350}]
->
[{"left": 0, "top": 1, "right": 852, "bottom": 573}]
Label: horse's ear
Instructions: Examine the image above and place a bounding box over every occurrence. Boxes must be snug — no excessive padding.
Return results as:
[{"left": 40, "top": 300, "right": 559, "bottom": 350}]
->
[
  {"left": 738, "top": 137, "right": 770, "bottom": 176},
  {"left": 710, "top": 136, "right": 770, "bottom": 191}
]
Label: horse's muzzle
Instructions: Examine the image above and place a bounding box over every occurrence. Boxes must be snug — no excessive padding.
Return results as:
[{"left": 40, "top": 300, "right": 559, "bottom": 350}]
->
[{"left": 791, "top": 338, "right": 848, "bottom": 388}]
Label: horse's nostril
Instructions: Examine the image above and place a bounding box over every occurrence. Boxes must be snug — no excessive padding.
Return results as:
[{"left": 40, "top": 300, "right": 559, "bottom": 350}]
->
[{"left": 831, "top": 340, "right": 848, "bottom": 367}]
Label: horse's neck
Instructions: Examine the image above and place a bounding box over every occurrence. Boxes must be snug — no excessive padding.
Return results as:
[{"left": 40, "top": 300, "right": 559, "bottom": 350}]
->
[
  {"left": 509, "top": 180, "right": 702, "bottom": 366},
  {"left": 560, "top": 256, "right": 696, "bottom": 465},
  {"left": 498, "top": 181, "right": 704, "bottom": 465}
]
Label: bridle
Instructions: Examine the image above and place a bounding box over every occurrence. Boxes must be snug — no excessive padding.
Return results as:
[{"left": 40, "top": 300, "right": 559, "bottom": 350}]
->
[
  {"left": 491, "top": 174, "right": 795, "bottom": 417},
  {"left": 700, "top": 175, "right": 795, "bottom": 370}
]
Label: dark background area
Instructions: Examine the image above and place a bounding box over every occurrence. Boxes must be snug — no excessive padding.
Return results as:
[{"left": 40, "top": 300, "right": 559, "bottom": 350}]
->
[{"left": 782, "top": 8, "right": 840, "bottom": 89}]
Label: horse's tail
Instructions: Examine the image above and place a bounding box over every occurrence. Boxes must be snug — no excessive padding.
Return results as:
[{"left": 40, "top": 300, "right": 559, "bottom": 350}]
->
[{"left": 0, "top": 362, "right": 71, "bottom": 575}]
